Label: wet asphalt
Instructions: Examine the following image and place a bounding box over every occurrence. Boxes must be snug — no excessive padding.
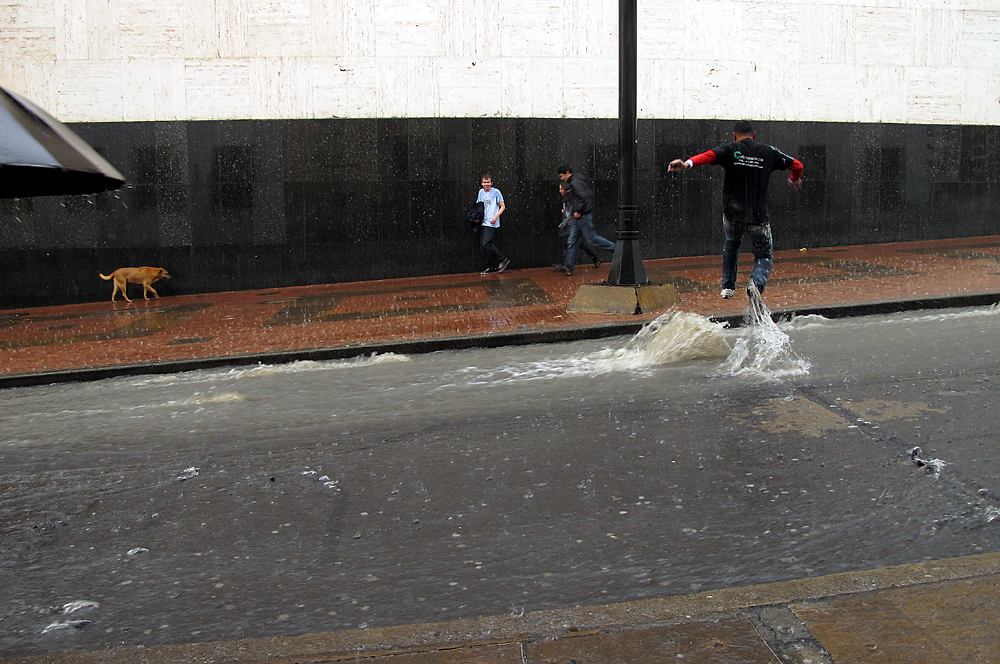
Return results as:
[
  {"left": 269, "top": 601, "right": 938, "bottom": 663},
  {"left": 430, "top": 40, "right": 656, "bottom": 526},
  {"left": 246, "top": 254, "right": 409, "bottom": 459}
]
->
[{"left": 2, "top": 306, "right": 1000, "bottom": 658}]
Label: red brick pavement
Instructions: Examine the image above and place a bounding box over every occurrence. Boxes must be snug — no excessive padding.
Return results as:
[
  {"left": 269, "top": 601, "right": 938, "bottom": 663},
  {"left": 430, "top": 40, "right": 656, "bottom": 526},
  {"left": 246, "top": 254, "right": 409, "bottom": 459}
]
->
[{"left": 2, "top": 236, "right": 1000, "bottom": 380}]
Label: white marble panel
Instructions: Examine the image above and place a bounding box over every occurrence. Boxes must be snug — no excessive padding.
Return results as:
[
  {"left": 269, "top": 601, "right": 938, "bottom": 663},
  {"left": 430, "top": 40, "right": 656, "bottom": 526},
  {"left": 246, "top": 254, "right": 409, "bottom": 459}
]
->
[
  {"left": 564, "top": 0, "right": 616, "bottom": 59},
  {"left": 216, "top": 0, "right": 250, "bottom": 58},
  {"left": 439, "top": 57, "right": 501, "bottom": 116},
  {"left": 563, "top": 56, "right": 617, "bottom": 118},
  {"left": 684, "top": 0, "right": 743, "bottom": 63},
  {"left": 86, "top": 0, "right": 119, "bottom": 60},
  {"left": 637, "top": 0, "right": 686, "bottom": 56},
  {"left": 0, "top": 29, "right": 56, "bottom": 59},
  {"left": 55, "top": 0, "right": 88, "bottom": 60},
  {"left": 375, "top": 56, "right": 408, "bottom": 116},
  {"left": 405, "top": 56, "right": 440, "bottom": 116},
  {"left": 344, "top": 0, "right": 375, "bottom": 56},
  {"left": 0, "top": 60, "right": 57, "bottom": 113},
  {"left": 962, "top": 10, "right": 1000, "bottom": 70},
  {"left": 638, "top": 57, "right": 682, "bottom": 118},
  {"left": 242, "top": 0, "right": 312, "bottom": 57},
  {"left": 440, "top": 0, "right": 502, "bottom": 58},
  {"left": 744, "top": 60, "right": 801, "bottom": 121},
  {"left": 742, "top": 4, "right": 801, "bottom": 64},
  {"left": 905, "top": 67, "right": 963, "bottom": 123},
  {"left": 913, "top": 8, "right": 962, "bottom": 67},
  {"left": 855, "top": 64, "right": 907, "bottom": 122},
  {"left": 3, "top": 0, "right": 56, "bottom": 27},
  {"left": 311, "top": 0, "right": 345, "bottom": 57},
  {"left": 797, "top": 63, "right": 855, "bottom": 122},
  {"left": 682, "top": 60, "right": 744, "bottom": 120},
  {"left": 118, "top": 0, "right": 184, "bottom": 58},
  {"left": 54, "top": 61, "right": 123, "bottom": 121},
  {"left": 374, "top": 0, "right": 441, "bottom": 56},
  {"left": 251, "top": 57, "right": 313, "bottom": 118},
  {"left": 799, "top": 4, "right": 855, "bottom": 65},
  {"left": 311, "top": 57, "right": 377, "bottom": 117},
  {"left": 185, "top": 60, "right": 252, "bottom": 119},
  {"left": 182, "top": 0, "right": 218, "bottom": 58},
  {"left": 502, "top": 57, "right": 565, "bottom": 117},
  {"left": 499, "top": 0, "right": 562, "bottom": 58},
  {"left": 854, "top": 7, "right": 914, "bottom": 67},
  {"left": 961, "top": 67, "right": 1000, "bottom": 124},
  {"left": 122, "top": 58, "right": 186, "bottom": 121}
]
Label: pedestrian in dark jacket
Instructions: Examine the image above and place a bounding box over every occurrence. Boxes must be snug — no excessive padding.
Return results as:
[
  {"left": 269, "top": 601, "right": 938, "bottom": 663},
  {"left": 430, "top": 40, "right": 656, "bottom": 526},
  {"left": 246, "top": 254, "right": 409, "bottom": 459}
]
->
[{"left": 556, "top": 165, "right": 615, "bottom": 276}]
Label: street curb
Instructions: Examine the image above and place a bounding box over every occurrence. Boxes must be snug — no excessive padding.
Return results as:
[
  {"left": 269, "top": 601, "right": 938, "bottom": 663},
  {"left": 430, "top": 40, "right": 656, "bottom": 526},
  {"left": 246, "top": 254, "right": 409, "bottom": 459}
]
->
[
  {"left": 1, "top": 291, "right": 997, "bottom": 390},
  {"left": 7, "top": 552, "right": 1000, "bottom": 664}
]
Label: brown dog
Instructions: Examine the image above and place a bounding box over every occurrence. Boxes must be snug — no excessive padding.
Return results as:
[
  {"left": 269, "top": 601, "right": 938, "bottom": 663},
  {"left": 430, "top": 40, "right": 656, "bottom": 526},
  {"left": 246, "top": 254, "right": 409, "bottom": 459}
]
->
[{"left": 99, "top": 267, "right": 171, "bottom": 302}]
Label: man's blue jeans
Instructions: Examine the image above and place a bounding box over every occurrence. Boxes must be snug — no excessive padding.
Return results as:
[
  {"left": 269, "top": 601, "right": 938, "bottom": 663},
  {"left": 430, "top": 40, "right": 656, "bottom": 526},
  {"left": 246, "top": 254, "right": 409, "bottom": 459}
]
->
[
  {"left": 722, "top": 216, "right": 773, "bottom": 291},
  {"left": 564, "top": 213, "right": 615, "bottom": 269}
]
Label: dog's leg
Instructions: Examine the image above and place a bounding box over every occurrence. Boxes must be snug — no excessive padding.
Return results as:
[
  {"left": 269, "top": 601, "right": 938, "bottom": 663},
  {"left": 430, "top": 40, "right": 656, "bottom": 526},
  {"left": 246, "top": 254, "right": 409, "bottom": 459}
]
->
[
  {"left": 146, "top": 284, "right": 160, "bottom": 299},
  {"left": 119, "top": 278, "right": 132, "bottom": 303}
]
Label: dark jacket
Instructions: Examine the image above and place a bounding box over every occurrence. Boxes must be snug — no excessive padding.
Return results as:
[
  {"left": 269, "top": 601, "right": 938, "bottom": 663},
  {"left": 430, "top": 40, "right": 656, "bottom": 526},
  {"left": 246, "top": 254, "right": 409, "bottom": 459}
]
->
[{"left": 564, "top": 173, "right": 594, "bottom": 216}]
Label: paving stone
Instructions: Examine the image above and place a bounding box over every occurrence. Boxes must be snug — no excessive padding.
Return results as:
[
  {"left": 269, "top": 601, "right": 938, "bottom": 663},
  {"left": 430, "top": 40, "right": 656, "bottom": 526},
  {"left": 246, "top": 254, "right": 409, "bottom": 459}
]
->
[
  {"left": 791, "top": 576, "right": 1000, "bottom": 663},
  {"left": 525, "top": 618, "right": 779, "bottom": 664}
]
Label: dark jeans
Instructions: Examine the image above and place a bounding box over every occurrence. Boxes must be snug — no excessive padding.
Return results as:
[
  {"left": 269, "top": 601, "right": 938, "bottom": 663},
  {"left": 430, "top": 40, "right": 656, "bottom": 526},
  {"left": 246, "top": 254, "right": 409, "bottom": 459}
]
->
[
  {"left": 479, "top": 225, "right": 506, "bottom": 269},
  {"left": 564, "top": 213, "right": 615, "bottom": 269},
  {"left": 722, "top": 216, "right": 773, "bottom": 291}
]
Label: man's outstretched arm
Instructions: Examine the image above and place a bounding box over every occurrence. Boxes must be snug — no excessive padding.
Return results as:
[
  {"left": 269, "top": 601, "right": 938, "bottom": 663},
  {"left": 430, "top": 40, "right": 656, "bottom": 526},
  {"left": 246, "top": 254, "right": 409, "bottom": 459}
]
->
[{"left": 668, "top": 150, "right": 717, "bottom": 172}]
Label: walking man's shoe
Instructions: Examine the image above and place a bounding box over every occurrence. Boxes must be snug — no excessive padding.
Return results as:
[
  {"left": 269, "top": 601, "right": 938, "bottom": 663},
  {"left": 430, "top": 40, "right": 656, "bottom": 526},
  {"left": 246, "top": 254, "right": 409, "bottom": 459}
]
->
[
  {"left": 593, "top": 256, "right": 603, "bottom": 269},
  {"left": 559, "top": 265, "right": 573, "bottom": 276},
  {"left": 497, "top": 258, "right": 511, "bottom": 273},
  {"left": 720, "top": 288, "right": 735, "bottom": 299}
]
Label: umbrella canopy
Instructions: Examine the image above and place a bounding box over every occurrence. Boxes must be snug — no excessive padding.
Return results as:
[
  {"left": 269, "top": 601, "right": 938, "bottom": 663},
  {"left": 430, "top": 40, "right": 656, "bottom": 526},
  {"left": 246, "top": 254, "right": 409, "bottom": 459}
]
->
[{"left": 0, "top": 87, "right": 126, "bottom": 198}]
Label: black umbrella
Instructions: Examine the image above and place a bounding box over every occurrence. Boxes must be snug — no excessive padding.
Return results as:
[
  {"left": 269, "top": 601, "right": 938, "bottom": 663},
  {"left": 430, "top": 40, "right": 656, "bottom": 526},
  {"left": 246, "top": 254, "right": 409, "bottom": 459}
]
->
[{"left": 0, "top": 86, "right": 126, "bottom": 198}]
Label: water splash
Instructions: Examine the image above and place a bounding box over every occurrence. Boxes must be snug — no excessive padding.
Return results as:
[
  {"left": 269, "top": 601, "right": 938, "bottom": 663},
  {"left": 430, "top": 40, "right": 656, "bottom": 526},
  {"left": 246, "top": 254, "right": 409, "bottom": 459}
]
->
[
  {"left": 718, "top": 292, "right": 811, "bottom": 380},
  {"left": 614, "top": 309, "right": 731, "bottom": 370}
]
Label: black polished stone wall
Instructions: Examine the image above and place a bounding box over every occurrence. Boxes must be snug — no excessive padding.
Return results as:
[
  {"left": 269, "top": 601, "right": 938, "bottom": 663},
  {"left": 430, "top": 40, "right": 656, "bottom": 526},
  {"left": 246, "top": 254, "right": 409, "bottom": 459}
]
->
[{"left": 1, "top": 118, "right": 998, "bottom": 307}]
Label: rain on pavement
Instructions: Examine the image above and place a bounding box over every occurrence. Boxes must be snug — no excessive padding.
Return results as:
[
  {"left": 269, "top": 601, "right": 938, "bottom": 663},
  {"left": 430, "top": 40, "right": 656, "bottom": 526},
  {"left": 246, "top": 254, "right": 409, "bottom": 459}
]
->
[{"left": 2, "top": 304, "right": 999, "bottom": 656}]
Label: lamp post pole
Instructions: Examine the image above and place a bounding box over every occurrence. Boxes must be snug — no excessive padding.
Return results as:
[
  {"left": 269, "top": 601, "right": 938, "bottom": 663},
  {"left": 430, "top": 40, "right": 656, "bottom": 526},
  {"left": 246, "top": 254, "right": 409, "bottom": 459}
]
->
[{"left": 606, "top": 0, "right": 647, "bottom": 286}]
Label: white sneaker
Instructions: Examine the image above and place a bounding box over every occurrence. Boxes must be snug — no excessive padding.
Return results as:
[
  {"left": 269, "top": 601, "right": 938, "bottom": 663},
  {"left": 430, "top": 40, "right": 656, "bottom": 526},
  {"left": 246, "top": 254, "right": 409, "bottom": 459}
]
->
[{"left": 720, "top": 288, "right": 735, "bottom": 299}]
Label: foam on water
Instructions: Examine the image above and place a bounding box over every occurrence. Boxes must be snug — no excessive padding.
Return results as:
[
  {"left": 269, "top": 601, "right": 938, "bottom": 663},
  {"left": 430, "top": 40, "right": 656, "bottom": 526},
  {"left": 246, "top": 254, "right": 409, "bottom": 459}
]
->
[{"left": 446, "top": 309, "right": 731, "bottom": 385}]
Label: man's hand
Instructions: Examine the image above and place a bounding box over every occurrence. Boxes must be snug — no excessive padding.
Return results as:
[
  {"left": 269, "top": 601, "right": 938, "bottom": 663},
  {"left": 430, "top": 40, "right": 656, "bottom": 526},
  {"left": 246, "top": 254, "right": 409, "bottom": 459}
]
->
[
  {"left": 788, "top": 178, "right": 803, "bottom": 191},
  {"left": 668, "top": 159, "right": 689, "bottom": 173},
  {"left": 573, "top": 212, "right": 581, "bottom": 218}
]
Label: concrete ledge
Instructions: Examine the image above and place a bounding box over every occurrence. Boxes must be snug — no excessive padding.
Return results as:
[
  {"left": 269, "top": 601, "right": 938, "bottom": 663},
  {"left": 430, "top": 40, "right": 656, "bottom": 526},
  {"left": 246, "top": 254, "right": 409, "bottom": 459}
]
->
[
  {"left": 8, "top": 552, "right": 999, "bottom": 664},
  {"left": 567, "top": 283, "right": 680, "bottom": 315}
]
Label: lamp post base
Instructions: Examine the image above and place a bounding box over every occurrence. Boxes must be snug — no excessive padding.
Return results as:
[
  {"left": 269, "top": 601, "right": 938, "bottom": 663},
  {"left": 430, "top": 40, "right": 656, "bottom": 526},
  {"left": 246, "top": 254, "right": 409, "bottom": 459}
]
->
[{"left": 566, "top": 282, "right": 680, "bottom": 315}]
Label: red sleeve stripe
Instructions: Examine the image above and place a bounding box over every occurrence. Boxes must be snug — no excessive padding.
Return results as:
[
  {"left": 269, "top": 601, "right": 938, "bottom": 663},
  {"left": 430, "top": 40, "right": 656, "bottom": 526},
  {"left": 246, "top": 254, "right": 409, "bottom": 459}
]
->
[
  {"left": 789, "top": 158, "right": 804, "bottom": 182},
  {"left": 688, "top": 150, "right": 717, "bottom": 167}
]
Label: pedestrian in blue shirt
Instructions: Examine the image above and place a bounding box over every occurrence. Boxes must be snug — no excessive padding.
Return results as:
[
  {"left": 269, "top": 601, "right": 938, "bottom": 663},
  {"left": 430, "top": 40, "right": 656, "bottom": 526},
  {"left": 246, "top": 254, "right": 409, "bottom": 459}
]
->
[{"left": 476, "top": 174, "right": 510, "bottom": 275}]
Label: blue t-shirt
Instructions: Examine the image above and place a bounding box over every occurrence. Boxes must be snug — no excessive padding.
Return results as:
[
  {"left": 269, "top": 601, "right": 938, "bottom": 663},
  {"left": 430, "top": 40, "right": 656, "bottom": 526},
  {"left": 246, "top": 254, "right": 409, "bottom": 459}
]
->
[{"left": 477, "top": 187, "right": 504, "bottom": 228}]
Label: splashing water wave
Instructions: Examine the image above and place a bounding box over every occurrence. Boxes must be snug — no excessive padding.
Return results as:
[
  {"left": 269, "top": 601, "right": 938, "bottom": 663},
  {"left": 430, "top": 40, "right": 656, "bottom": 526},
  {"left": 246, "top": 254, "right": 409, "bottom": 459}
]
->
[{"left": 719, "top": 294, "right": 811, "bottom": 380}]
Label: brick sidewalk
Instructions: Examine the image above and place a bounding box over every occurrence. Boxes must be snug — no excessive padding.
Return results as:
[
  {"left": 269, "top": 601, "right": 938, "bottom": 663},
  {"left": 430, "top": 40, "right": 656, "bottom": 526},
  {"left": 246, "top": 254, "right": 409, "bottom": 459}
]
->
[{"left": 2, "top": 236, "right": 1000, "bottom": 386}]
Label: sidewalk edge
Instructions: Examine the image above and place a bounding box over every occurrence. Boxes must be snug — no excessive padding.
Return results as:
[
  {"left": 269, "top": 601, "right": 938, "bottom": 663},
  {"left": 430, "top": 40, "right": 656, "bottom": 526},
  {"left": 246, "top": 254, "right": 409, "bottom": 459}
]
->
[
  {"left": 2, "top": 291, "right": 997, "bottom": 390},
  {"left": 6, "top": 552, "right": 999, "bottom": 664}
]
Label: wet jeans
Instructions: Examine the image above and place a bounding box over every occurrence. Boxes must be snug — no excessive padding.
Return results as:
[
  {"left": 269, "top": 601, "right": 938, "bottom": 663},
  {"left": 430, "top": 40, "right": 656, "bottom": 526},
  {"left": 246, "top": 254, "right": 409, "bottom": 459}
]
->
[
  {"left": 564, "top": 213, "right": 615, "bottom": 269},
  {"left": 722, "top": 216, "right": 773, "bottom": 291}
]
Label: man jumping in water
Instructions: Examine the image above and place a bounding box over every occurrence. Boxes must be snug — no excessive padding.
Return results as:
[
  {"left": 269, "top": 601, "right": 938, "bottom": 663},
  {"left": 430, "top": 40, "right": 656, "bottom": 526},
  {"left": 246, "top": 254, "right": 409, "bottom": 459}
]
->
[{"left": 668, "top": 120, "right": 803, "bottom": 303}]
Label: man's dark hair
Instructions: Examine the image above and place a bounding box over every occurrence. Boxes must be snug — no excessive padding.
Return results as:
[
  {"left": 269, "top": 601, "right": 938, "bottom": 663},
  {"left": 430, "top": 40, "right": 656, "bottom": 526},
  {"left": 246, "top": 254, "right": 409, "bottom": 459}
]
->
[
  {"left": 481, "top": 173, "right": 493, "bottom": 182},
  {"left": 733, "top": 120, "right": 754, "bottom": 136},
  {"left": 557, "top": 164, "right": 572, "bottom": 175}
]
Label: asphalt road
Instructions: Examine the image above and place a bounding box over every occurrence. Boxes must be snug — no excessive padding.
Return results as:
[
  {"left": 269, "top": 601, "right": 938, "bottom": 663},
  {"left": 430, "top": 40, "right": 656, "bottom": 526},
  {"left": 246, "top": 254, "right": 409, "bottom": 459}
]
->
[{"left": 2, "top": 306, "right": 999, "bottom": 657}]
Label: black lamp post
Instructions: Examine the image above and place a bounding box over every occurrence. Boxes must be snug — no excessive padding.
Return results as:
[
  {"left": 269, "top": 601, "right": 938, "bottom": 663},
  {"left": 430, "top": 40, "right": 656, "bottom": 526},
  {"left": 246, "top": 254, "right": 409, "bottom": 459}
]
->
[{"left": 606, "top": 0, "right": 647, "bottom": 286}]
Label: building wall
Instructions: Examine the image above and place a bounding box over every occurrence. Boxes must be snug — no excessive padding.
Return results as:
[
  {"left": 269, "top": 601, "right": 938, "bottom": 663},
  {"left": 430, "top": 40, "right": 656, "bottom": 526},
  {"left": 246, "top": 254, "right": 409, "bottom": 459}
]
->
[{"left": 1, "top": 1, "right": 999, "bottom": 306}]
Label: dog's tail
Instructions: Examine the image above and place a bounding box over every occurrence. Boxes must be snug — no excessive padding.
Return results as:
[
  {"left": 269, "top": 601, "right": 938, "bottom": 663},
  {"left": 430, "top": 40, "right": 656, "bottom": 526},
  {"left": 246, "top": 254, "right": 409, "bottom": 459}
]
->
[{"left": 99, "top": 272, "right": 113, "bottom": 280}]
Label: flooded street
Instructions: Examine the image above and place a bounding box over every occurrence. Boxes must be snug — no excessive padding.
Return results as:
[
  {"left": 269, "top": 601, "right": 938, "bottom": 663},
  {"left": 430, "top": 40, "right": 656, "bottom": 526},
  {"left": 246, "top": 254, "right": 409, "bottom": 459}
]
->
[{"left": 2, "top": 305, "right": 999, "bottom": 656}]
